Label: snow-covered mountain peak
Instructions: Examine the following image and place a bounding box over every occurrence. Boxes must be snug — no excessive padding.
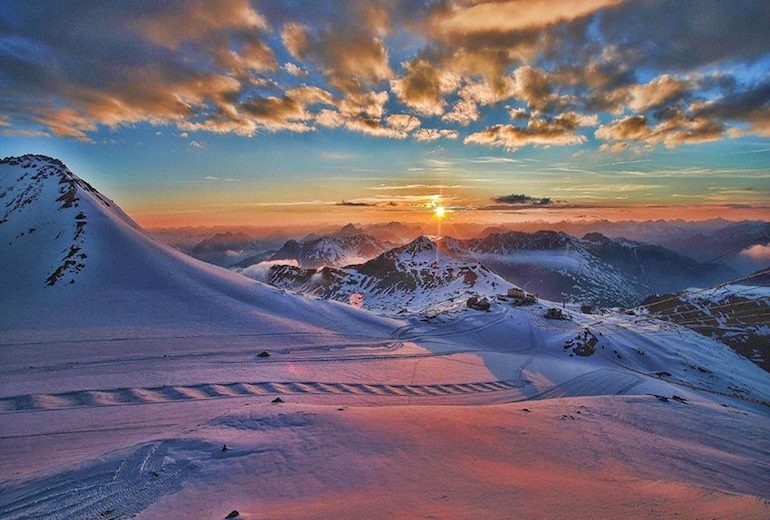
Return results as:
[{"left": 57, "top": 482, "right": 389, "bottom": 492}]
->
[
  {"left": 335, "top": 223, "right": 365, "bottom": 237},
  {"left": 247, "top": 235, "right": 514, "bottom": 315},
  {"left": 0, "top": 155, "right": 395, "bottom": 339},
  {"left": 388, "top": 236, "right": 440, "bottom": 261},
  {"left": 0, "top": 154, "right": 136, "bottom": 288},
  {"left": 266, "top": 233, "right": 387, "bottom": 269}
]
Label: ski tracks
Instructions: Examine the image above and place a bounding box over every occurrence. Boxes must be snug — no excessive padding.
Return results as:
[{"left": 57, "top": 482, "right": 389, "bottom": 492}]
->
[
  {"left": 0, "top": 440, "right": 204, "bottom": 519},
  {"left": 0, "top": 379, "right": 524, "bottom": 414}
]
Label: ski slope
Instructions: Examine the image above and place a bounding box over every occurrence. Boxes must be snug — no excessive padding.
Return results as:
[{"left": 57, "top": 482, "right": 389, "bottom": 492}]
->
[{"left": 1, "top": 155, "right": 769, "bottom": 519}]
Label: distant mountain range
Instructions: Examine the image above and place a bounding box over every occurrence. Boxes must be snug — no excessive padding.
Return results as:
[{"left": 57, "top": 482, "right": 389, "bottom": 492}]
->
[
  {"left": 234, "top": 230, "right": 738, "bottom": 312},
  {"left": 240, "top": 236, "right": 512, "bottom": 315},
  {"left": 478, "top": 219, "right": 770, "bottom": 274},
  {"left": 438, "top": 231, "right": 735, "bottom": 307},
  {"left": 267, "top": 233, "right": 388, "bottom": 269}
]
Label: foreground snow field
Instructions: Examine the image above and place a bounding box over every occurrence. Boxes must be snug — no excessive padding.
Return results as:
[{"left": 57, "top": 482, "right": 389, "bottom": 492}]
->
[{"left": 1, "top": 156, "right": 769, "bottom": 519}]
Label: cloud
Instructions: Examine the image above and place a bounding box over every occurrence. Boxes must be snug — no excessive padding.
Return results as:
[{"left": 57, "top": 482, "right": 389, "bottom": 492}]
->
[
  {"left": 240, "top": 259, "right": 299, "bottom": 283},
  {"left": 627, "top": 75, "right": 691, "bottom": 112},
  {"left": 1, "top": 0, "right": 768, "bottom": 150},
  {"left": 740, "top": 244, "right": 770, "bottom": 262},
  {"left": 599, "top": 0, "right": 770, "bottom": 70},
  {"left": 492, "top": 194, "right": 552, "bottom": 205},
  {"left": 283, "top": 62, "right": 307, "bottom": 77},
  {"left": 391, "top": 59, "right": 454, "bottom": 116},
  {"left": 281, "top": 22, "right": 309, "bottom": 60},
  {"left": 203, "top": 176, "right": 239, "bottom": 182},
  {"left": 189, "top": 140, "right": 204, "bottom": 148},
  {"left": 513, "top": 66, "right": 572, "bottom": 112},
  {"left": 413, "top": 128, "right": 459, "bottom": 141},
  {"left": 596, "top": 111, "right": 725, "bottom": 148},
  {"left": 321, "top": 152, "right": 355, "bottom": 160},
  {"left": 386, "top": 114, "right": 421, "bottom": 132},
  {"left": 596, "top": 115, "right": 650, "bottom": 141},
  {"left": 336, "top": 200, "right": 376, "bottom": 207},
  {"left": 302, "top": 25, "right": 392, "bottom": 98},
  {"left": 137, "top": 0, "right": 268, "bottom": 48},
  {"left": 316, "top": 107, "right": 408, "bottom": 139},
  {"left": 427, "top": 0, "right": 624, "bottom": 38},
  {"left": 465, "top": 112, "right": 596, "bottom": 150},
  {"left": 693, "top": 80, "right": 770, "bottom": 137},
  {"left": 1, "top": 128, "right": 50, "bottom": 138},
  {"left": 370, "top": 183, "right": 466, "bottom": 191},
  {"left": 239, "top": 85, "right": 334, "bottom": 132}
]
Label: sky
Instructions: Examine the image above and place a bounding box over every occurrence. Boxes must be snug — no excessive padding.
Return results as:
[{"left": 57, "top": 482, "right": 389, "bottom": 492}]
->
[{"left": 0, "top": 0, "right": 769, "bottom": 228}]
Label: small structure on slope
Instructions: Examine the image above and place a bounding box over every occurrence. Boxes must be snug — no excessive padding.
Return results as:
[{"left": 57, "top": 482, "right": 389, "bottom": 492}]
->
[
  {"left": 507, "top": 287, "right": 538, "bottom": 306},
  {"left": 467, "top": 295, "right": 491, "bottom": 311},
  {"left": 563, "top": 328, "right": 599, "bottom": 356},
  {"left": 544, "top": 307, "right": 569, "bottom": 320}
]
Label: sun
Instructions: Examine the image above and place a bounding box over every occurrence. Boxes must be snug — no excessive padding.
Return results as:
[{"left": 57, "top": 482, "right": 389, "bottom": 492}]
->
[{"left": 434, "top": 206, "right": 446, "bottom": 219}]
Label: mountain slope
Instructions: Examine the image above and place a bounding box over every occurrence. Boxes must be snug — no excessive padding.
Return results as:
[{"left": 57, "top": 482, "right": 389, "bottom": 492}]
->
[
  {"left": 2, "top": 156, "right": 770, "bottom": 520},
  {"left": 582, "top": 232, "right": 736, "bottom": 293},
  {"left": 642, "top": 278, "right": 770, "bottom": 371},
  {"left": 187, "top": 231, "right": 267, "bottom": 266},
  {"left": 241, "top": 236, "right": 513, "bottom": 315},
  {"left": 438, "top": 231, "right": 735, "bottom": 307},
  {"left": 266, "top": 233, "right": 387, "bottom": 269},
  {"left": 0, "top": 155, "right": 394, "bottom": 342},
  {"left": 438, "top": 231, "right": 648, "bottom": 307}
]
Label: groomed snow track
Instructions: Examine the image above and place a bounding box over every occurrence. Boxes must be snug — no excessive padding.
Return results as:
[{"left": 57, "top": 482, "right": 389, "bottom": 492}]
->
[{"left": 0, "top": 379, "right": 524, "bottom": 413}]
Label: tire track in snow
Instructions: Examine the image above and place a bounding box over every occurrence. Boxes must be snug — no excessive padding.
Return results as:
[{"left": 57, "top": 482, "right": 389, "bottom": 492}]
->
[
  {"left": 0, "top": 379, "right": 524, "bottom": 413},
  {"left": 395, "top": 310, "right": 509, "bottom": 341},
  {"left": 0, "top": 439, "right": 208, "bottom": 520}
]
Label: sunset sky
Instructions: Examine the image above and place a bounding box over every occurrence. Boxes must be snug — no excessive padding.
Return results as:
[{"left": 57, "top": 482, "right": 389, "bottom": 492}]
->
[{"left": 1, "top": 0, "right": 768, "bottom": 227}]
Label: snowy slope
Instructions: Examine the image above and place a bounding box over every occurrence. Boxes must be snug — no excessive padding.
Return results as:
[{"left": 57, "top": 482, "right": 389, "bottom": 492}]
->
[
  {"left": 643, "top": 282, "right": 770, "bottom": 371},
  {"left": 438, "top": 230, "right": 734, "bottom": 307},
  {"left": 238, "top": 236, "right": 513, "bottom": 315},
  {"left": 1, "top": 155, "right": 769, "bottom": 519},
  {"left": 266, "top": 233, "right": 387, "bottom": 269},
  {"left": 439, "top": 231, "right": 648, "bottom": 306},
  {"left": 0, "top": 155, "right": 395, "bottom": 342}
]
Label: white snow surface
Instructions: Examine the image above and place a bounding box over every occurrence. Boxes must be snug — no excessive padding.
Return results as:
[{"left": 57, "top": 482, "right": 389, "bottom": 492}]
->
[
  {"left": 0, "top": 155, "right": 394, "bottom": 343},
  {"left": 249, "top": 236, "right": 515, "bottom": 315},
  {"left": 1, "top": 156, "right": 769, "bottom": 519}
]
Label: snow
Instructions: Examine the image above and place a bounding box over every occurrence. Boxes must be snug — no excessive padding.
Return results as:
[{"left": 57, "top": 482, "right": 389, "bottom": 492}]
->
[
  {"left": 680, "top": 284, "right": 770, "bottom": 305},
  {"left": 238, "top": 258, "right": 301, "bottom": 282},
  {"left": 1, "top": 156, "right": 769, "bottom": 519}
]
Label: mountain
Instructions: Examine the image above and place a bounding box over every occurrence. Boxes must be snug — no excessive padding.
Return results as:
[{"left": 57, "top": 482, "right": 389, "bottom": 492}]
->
[
  {"left": 243, "top": 236, "right": 513, "bottom": 315},
  {"left": 4, "top": 155, "right": 770, "bottom": 519},
  {"left": 476, "top": 226, "right": 509, "bottom": 238},
  {"left": 524, "top": 219, "right": 769, "bottom": 274},
  {"left": 642, "top": 278, "right": 770, "bottom": 371},
  {"left": 362, "top": 221, "right": 424, "bottom": 244},
  {"left": 438, "top": 231, "right": 649, "bottom": 307},
  {"left": 187, "top": 231, "right": 267, "bottom": 266},
  {"left": 680, "top": 221, "right": 770, "bottom": 272},
  {"left": 437, "top": 230, "right": 736, "bottom": 307},
  {"left": 581, "top": 232, "right": 736, "bottom": 294},
  {"left": 265, "top": 233, "right": 387, "bottom": 269},
  {"left": 335, "top": 223, "right": 366, "bottom": 237},
  {"left": 0, "top": 154, "right": 393, "bottom": 340}
]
